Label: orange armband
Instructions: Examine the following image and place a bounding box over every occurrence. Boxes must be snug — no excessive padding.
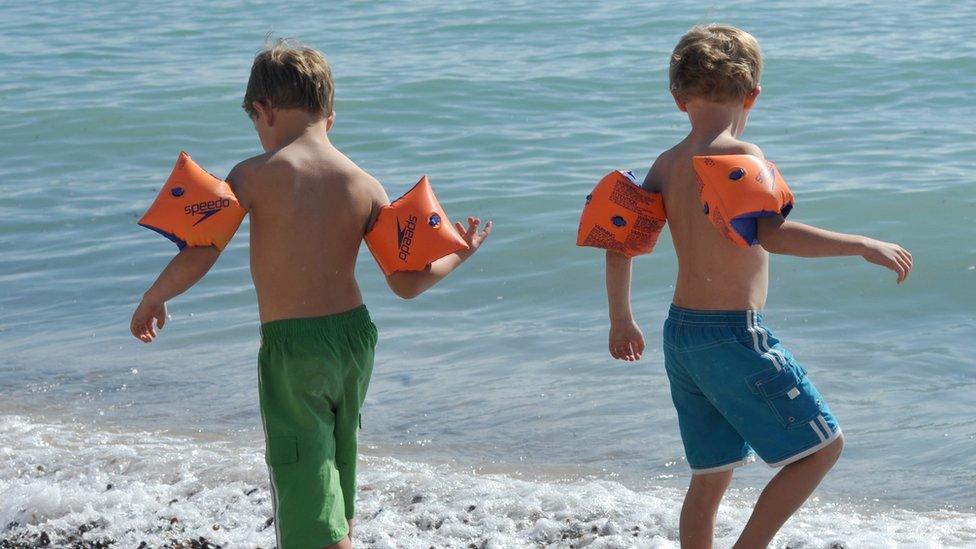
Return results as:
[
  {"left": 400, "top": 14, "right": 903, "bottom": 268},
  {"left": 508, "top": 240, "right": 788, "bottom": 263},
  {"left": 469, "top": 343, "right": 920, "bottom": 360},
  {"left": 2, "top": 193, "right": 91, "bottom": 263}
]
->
[
  {"left": 365, "top": 176, "right": 469, "bottom": 276},
  {"left": 138, "top": 151, "right": 245, "bottom": 251},
  {"left": 693, "top": 154, "right": 795, "bottom": 248},
  {"left": 576, "top": 170, "right": 667, "bottom": 257}
]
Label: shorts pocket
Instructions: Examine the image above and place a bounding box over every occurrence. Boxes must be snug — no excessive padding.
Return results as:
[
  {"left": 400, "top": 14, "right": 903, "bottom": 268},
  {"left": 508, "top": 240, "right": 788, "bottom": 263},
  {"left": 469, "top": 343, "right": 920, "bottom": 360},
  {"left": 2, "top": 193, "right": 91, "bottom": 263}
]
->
[
  {"left": 746, "top": 363, "right": 820, "bottom": 429},
  {"left": 266, "top": 435, "right": 299, "bottom": 466}
]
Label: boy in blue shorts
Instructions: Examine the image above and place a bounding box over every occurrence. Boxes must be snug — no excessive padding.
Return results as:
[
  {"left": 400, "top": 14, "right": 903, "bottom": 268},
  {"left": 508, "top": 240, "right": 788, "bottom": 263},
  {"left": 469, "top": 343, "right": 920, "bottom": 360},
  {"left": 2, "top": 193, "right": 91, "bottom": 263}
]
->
[{"left": 603, "top": 25, "right": 913, "bottom": 547}]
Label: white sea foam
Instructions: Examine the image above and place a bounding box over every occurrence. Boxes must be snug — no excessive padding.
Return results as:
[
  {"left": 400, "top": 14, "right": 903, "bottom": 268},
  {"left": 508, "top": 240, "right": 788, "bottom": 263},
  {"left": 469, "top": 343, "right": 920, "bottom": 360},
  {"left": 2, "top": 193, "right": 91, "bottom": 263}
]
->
[
  {"left": 3, "top": 0, "right": 975, "bottom": 526},
  {"left": 1, "top": 415, "right": 974, "bottom": 548}
]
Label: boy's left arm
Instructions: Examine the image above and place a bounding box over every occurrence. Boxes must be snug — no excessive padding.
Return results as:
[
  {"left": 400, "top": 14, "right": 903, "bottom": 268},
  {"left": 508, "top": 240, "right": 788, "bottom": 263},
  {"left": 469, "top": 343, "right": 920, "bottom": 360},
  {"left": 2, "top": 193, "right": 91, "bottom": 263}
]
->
[
  {"left": 385, "top": 217, "right": 492, "bottom": 299},
  {"left": 757, "top": 216, "right": 913, "bottom": 283}
]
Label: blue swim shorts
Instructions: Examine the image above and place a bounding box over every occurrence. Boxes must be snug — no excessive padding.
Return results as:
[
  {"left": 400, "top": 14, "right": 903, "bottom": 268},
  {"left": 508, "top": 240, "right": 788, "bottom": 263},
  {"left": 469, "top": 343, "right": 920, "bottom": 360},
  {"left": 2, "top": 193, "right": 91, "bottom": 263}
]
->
[{"left": 663, "top": 305, "right": 841, "bottom": 474}]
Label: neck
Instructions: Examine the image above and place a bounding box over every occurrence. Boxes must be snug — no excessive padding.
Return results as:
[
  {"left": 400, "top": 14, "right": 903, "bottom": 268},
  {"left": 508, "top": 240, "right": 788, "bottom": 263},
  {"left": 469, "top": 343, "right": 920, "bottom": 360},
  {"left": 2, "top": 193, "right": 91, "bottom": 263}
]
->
[
  {"left": 686, "top": 101, "right": 748, "bottom": 142},
  {"left": 268, "top": 112, "right": 331, "bottom": 151}
]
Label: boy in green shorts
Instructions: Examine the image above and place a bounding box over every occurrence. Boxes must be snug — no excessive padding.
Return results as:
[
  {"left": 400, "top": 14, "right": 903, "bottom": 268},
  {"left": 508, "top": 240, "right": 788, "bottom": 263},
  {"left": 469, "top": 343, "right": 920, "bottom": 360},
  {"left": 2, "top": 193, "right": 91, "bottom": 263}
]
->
[
  {"left": 602, "top": 26, "right": 912, "bottom": 547},
  {"left": 130, "top": 41, "right": 491, "bottom": 548}
]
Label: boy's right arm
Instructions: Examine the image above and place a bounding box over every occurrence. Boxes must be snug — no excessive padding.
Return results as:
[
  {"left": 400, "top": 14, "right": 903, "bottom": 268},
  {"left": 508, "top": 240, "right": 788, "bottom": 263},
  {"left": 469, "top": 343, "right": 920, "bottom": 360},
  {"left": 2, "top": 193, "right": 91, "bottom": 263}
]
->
[
  {"left": 757, "top": 216, "right": 913, "bottom": 283},
  {"left": 603, "top": 154, "right": 669, "bottom": 361},
  {"left": 606, "top": 251, "right": 644, "bottom": 361}
]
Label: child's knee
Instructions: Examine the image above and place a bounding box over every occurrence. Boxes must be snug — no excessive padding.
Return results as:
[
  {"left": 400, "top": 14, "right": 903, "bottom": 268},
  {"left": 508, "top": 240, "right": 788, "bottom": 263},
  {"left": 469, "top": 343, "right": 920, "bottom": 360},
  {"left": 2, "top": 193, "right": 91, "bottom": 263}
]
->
[
  {"left": 690, "top": 469, "right": 734, "bottom": 493},
  {"left": 829, "top": 432, "right": 844, "bottom": 460},
  {"left": 825, "top": 432, "right": 844, "bottom": 460},
  {"left": 812, "top": 433, "right": 844, "bottom": 468}
]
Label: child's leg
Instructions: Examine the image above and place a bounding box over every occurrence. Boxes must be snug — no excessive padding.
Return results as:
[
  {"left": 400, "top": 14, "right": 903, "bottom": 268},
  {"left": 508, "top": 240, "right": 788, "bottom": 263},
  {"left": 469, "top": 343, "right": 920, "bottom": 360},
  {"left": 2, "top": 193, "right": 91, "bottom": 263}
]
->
[
  {"left": 312, "top": 519, "right": 353, "bottom": 549},
  {"left": 664, "top": 308, "right": 843, "bottom": 547},
  {"left": 681, "top": 470, "right": 734, "bottom": 549},
  {"left": 323, "top": 536, "right": 353, "bottom": 549},
  {"left": 259, "top": 310, "right": 377, "bottom": 549},
  {"left": 734, "top": 434, "right": 844, "bottom": 548},
  {"left": 663, "top": 309, "right": 756, "bottom": 547}
]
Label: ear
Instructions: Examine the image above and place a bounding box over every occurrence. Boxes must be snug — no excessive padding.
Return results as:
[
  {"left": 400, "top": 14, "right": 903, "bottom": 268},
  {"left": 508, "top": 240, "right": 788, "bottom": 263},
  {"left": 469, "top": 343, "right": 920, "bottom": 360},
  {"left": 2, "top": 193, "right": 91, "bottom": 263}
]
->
[
  {"left": 743, "top": 86, "right": 761, "bottom": 110},
  {"left": 326, "top": 111, "right": 336, "bottom": 132},
  {"left": 252, "top": 101, "right": 275, "bottom": 126},
  {"left": 671, "top": 91, "right": 688, "bottom": 112}
]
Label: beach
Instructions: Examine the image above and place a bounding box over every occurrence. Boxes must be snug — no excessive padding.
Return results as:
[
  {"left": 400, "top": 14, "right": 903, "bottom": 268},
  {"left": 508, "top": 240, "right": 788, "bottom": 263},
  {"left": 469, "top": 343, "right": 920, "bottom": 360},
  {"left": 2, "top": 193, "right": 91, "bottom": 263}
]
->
[
  {"left": 2, "top": 414, "right": 974, "bottom": 547},
  {"left": 1, "top": 1, "right": 974, "bottom": 546}
]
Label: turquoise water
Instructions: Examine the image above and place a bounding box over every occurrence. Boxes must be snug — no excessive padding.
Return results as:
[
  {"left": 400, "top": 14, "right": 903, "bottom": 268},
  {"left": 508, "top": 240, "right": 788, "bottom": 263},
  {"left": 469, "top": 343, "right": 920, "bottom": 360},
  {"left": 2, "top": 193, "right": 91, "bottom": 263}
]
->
[{"left": 2, "top": 1, "right": 975, "bottom": 545}]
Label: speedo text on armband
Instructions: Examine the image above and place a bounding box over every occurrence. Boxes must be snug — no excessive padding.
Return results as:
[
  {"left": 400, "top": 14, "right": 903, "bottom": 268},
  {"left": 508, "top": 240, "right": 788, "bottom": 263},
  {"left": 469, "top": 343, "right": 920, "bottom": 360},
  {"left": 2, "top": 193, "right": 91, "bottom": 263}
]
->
[{"left": 397, "top": 215, "right": 419, "bottom": 261}]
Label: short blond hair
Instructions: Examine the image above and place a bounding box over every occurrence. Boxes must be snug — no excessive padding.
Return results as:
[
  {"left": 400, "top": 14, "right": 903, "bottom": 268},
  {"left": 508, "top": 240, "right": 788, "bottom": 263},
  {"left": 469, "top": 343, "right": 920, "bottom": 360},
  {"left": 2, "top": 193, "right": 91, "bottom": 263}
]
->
[
  {"left": 669, "top": 25, "right": 763, "bottom": 103},
  {"left": 243, "top": 39, "right": 334, "bottom": 118}
]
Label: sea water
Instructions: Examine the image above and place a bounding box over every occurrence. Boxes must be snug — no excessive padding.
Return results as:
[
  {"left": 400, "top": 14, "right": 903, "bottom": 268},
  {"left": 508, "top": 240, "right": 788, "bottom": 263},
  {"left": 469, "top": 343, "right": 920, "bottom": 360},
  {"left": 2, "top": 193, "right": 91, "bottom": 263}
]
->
[{"left": 1, "top": 1, "right": 974, "bottom": 546}]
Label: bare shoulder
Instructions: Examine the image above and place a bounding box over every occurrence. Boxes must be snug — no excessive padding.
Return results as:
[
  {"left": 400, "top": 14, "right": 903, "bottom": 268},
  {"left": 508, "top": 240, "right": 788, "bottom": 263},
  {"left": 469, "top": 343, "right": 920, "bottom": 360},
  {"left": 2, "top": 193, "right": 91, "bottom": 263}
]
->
[
  {"left": 323, "top": 154, "right": 389, "bottom": 234},
  {"left": 356, "top": 169, "right": 390, "bottom": 234},
  {"left": 354, "top": 166, "right": 388, "bottom": 206},
  {"left": 225, "top": 152, "right": 273, "bottom": 211},
  {"left": 330, "top": 154, "right": 387, "bottom": 205},
  {"left": 706, "top": 139, "right": 766, "bottom": 160},
  {"left": 642, "top": 147, "right": 678, "bottom": 193}
]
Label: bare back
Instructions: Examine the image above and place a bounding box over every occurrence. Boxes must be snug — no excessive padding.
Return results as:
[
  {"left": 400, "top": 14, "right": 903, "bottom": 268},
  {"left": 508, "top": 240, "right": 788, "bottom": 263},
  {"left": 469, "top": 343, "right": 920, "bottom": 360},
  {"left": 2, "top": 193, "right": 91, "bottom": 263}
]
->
[
  {"left": 230, "top": 134, "right": 385, "bottom": 323},
  {"left": 647, "top": 138, "right": 769, "bottom": 310}
]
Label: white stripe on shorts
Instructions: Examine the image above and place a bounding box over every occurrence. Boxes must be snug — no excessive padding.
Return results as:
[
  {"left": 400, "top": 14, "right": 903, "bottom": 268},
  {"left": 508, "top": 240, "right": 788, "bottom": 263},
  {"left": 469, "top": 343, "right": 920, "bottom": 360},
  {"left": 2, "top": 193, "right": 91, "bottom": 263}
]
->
[
  {"left": 748, "top": 311, "right": 761, "bottom": 353},
  {"left": 750, "top": 310, "right": 783, "bottom": 371},
  {"left": 817, "top": 414, "right": 832, "bottom": 436},
  {"left": 809, "top": 419, "right": 827, "bottom": 442},
  {"left": 754, "top": 316, "right": 788, "bottom": 369}
]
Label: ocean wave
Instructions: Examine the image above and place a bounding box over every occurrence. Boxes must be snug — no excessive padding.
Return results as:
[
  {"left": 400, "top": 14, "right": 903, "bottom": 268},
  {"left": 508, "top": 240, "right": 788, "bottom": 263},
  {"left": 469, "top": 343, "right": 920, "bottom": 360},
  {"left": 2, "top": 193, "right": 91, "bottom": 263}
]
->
[{"left": 1, "top": 415, "right": 973, "bottom": 548}]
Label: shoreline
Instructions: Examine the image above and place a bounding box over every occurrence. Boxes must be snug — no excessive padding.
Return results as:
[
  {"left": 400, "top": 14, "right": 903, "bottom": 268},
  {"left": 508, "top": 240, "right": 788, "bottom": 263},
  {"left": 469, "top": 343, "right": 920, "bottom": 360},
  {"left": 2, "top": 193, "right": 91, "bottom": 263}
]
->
[
  {"left": 2, "top": 396, "right": 972, "bottom": 515},
  {"left": 2, "top": 412, "right": 975, "bottom": 547}
]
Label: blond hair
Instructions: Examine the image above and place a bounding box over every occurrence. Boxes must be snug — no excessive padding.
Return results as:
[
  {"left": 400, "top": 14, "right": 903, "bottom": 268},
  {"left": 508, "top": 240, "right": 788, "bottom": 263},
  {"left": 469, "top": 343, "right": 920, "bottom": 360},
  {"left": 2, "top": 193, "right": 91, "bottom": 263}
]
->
[
  {"left": 243, "top": 39, "right": 334, "bottom": 118},
  {"left": 669, "top": 25, "right": 763, "bottom": 103}
]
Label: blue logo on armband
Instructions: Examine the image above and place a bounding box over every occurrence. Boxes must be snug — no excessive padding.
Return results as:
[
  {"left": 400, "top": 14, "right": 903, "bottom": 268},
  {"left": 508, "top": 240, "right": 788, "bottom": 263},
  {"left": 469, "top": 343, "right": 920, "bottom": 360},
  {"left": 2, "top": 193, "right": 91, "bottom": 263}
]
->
[
  {"left": 428, "top": 213, "right": 441, "bottom": 228},
  {"left": 397, "top": 215, "right": 419, "bottom": 261},
  {"left": 185, "top": 198, "right": 231, "bottom": 226},
  {"left": 611, "top": 215, "right": 626, "bottom": 227},
  {"left": 729, "top": 168, "right": 746, "bottom": 181},
  {"left": 171, "top": 187, "right": 185, "bottom": 197}
]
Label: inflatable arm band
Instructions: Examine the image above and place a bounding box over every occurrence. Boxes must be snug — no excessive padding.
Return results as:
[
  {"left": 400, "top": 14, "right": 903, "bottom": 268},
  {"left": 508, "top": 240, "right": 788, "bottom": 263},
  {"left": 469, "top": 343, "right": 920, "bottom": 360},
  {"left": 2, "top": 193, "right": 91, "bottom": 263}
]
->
[
  {"left": 138, "top": 151, "right": 246, "bottom": 251},
  {"left": 576, "top": 170, "right": 667, "bottom": 258},
  {"left": 693, "top": 154, "right": 794, "bottom": 248},
  {"left": 365, "top": 176, "right": 469, "bottom": 276}
]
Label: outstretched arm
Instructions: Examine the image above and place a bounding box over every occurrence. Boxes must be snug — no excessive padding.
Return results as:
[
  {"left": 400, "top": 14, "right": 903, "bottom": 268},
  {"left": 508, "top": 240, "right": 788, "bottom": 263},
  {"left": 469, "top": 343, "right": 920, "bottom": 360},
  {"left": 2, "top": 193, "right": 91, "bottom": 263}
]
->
[
  {"left": 606, "top": 250, "right": 644, "bottom": 361},
  {"left": 130, "top": 246, "right": 221, "bottom": 342},
  {"left": 757, "top": 216, "right": 913, "bottom": 283},
  {"left": 386, "top": 217, "right": 492, "bottom": 299}
]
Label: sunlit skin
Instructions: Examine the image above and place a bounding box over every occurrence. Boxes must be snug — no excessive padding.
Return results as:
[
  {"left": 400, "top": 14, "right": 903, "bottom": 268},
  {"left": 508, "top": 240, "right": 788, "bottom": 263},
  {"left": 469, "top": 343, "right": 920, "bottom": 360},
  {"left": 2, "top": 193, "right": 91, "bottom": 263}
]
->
[
  {"left": 131, "top": 102, "right": 491, "bottom": 344},
  {"left": 605, "top": 87, "right": 912, "bottom": 363}
]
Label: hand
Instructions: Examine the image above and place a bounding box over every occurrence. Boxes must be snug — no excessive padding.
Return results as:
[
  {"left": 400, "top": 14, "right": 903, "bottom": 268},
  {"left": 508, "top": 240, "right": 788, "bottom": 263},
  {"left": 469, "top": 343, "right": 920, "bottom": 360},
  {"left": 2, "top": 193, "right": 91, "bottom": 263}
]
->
[
  {"left": 862, "top": 238, "right": 913, "bottom": 284},
  {"left": 130, "top": 297, "right": 167, "bottom": 343},
  {"left": 609, "top": 318, "right": 645, "bottom": 361},
  {"left": 454, "top": 216, "right": 493, "bottom": 258}
]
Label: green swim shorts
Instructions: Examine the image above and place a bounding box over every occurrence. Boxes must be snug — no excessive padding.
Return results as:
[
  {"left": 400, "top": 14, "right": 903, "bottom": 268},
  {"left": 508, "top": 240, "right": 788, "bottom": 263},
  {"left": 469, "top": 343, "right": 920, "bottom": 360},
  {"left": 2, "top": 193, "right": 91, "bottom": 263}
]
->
[{"left": 258, "top": 306, "right": 377, "bottom": 548}]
